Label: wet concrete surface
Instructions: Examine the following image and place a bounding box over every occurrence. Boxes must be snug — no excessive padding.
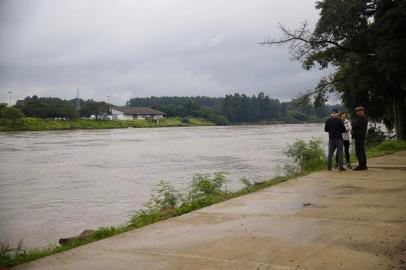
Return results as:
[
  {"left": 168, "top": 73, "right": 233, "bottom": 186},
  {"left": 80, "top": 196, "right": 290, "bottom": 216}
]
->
[{"left": 15, "top": 151, "right": 406, "bottom": 270}]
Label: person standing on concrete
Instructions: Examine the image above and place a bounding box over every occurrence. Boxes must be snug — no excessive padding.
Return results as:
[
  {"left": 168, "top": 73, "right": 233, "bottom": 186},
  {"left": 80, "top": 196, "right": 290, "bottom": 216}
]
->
[
  {"left": 325, "top": 109, "right": 347, "bottom": 171},
  {"left": 352, "top": 106, "right": 369, "bottom": 170},
  {"left": 335, "top": 112, "right": 352, "bottom": 168}
]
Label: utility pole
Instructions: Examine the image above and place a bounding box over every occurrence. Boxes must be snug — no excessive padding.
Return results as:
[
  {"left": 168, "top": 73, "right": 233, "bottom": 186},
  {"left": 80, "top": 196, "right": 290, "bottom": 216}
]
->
[
  {"left": 76, "top": 89, "right": 81, "bottom": 111},
  {"left": 7, "top": 91, "right": 13, "bottom": 106},
  {"left": 106, "top": 95, "right": 111, "bottom": 115}
]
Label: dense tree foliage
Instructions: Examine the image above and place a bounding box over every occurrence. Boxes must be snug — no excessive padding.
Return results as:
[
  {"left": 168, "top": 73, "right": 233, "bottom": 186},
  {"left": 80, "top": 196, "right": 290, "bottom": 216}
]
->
[
  {"left": 126, "top": 93, "right": 342, "bottom": 124},
  {"left": 127, "top": 96, "right": 222, "bottom": 108},
  {"left": 0, "top": 106, "right": 25, "bottom": 120},
  {"left": 13, "top": 96, "right": 112, "bottom": 120},
  {"left": 16, "top": 96, "right": 78, "bottom": 119},
  {"left": 265, "top": 0, "right": 406, "bottom": 139},
  {"left": 78, "top": 99, "right": 111, "bottom": 118},
  {"left": 149, "top": 100, "right": 227, "bottom": 125},
  {"left": 222, "top": 93, "right": 342, "bottom": 123},
  {"left": 223, "top": 93, "right": 281, "bottom": 122}
]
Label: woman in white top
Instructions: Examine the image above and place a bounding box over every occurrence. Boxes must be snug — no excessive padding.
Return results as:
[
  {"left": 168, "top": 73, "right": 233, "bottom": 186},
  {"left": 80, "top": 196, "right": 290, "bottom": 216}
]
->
[{"left": 336, "top": 112, "right": 352, "bottom": 168}]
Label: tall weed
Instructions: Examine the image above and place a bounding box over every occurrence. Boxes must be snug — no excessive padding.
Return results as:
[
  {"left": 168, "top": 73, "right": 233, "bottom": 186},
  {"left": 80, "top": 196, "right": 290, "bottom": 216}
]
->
[{"left": 284, "top": 139, "right": 326, "bottom": 175}]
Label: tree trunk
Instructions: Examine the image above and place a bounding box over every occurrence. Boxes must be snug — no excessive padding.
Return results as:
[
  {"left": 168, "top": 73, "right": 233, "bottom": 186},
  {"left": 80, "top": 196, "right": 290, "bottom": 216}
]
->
[{"left": 393, "top": 87, "right": 406, "bottom": 140}]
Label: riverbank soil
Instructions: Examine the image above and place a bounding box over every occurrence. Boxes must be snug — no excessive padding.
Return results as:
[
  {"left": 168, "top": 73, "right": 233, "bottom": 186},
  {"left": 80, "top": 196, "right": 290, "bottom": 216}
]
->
[{"left": 15, "top": 151, "right": 406, "bottom": 270}]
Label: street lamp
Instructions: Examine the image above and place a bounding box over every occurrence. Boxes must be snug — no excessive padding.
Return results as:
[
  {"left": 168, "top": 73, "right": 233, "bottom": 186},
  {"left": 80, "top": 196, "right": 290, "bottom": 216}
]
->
[
  {"left": 106, "top": 96, "right": 111, "bottom": 115},
  {"left": 7, "top": 91, "right": 13, "bottom": 106}
]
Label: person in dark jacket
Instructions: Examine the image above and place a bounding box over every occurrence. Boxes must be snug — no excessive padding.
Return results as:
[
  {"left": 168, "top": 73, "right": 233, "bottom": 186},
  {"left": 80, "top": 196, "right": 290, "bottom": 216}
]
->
[
  {"left": 325, "top": 109, "right": 347, "bottom": 171},
  {"left": 352, "top": 106, "right": 369, "bottom": 170}
]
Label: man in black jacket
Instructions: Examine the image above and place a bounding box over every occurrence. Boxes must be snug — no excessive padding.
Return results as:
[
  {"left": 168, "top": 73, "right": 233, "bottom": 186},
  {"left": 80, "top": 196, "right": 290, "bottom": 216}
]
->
[
  {"left": 352, "top": 106, "right": 369, "bottom": 170},
  {"left": 325, "top": 109, "right": 347, "bottom": 171}
]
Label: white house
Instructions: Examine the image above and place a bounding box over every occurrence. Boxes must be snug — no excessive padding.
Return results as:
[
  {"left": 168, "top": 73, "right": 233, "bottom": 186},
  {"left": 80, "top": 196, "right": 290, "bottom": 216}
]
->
[{"left": 111, "top": 106, "right": 164, "bottom": 120}]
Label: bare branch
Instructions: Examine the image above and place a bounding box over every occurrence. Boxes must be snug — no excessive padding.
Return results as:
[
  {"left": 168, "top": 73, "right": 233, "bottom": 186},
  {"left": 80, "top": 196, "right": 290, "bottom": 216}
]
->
[{"left": 259, "top": 21, "right": 371, "bottom": 60}]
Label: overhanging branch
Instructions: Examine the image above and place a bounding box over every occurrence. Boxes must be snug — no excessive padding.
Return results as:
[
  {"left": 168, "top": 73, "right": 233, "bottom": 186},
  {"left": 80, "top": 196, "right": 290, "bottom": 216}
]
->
[{"left": 259, "top": 21, "right": 372, "bottom": 58}]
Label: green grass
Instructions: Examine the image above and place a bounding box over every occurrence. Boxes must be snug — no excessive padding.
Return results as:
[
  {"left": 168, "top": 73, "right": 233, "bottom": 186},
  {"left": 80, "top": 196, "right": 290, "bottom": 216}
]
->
[
  {"left": 0, "top": 227, "right": 130, "bottom": 267},
  {"left": 0, "top": 117, "right": 215, "bottom": 132},
  {"left": 344, "top": 139, "right": 406, "bottom": 165},
  {"left": 365, "top": 139, "right": 406, "bottom": 158},
  {"left": 1, "top": 139, "right": 405, "bottom": 267}
]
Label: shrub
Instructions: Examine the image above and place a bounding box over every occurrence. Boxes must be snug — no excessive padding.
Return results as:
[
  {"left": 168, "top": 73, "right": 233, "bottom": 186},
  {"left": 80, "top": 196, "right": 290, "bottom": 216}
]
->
[
  {"left": 188, "top": 172, "right": 226, "bottom": 201},
  {"left": 129, "top": 209, "right": 162, "bottom": 228},
  {"left": 146, "top": 181, "right": 184, "bottom": 216},
  {"left": 0, "top": 107, "right": 25, "bottom": 120},
  {"left": 127, "top": 173, "right": 227, "bottom": 228},
  {"left": 365, "top": 125, "right": 387, "bottom": 148},
  {"left": 180, "top": 117, "right": 190, "bottom": 124},
  {"left": 240, "top": 177, "right": 253, "bottom": 188},
  {"left": 285, "top": 139, "right": 326, "bottom": 175},
  {"left": 0, "top": 240, "right": 25, "bottom": 266}
]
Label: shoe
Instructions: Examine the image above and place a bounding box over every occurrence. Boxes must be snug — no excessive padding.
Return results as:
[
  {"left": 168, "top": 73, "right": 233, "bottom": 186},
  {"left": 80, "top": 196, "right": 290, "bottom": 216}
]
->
[
  {"left": 353, "top": 167, "right": 364, "bottom": 171},
  {"left": 328, "top": 167, "right": 332, "bottom": 171},
  {"left": 339, "top": 167, "right": 346, "bottom": 171},
  {"left": 347, "top": 164, "right": 352, "bottom": 169}
]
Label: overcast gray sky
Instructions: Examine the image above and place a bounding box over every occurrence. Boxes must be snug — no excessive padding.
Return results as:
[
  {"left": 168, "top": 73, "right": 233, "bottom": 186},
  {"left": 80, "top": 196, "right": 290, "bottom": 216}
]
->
[{"left": 0, "top": 0, "right": 328, "bottom": 105}]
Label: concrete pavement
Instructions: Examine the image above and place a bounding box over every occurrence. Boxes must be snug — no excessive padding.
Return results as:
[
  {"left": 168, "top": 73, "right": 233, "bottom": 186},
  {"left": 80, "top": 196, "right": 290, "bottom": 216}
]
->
[{"left": 15, "top": 151, "right": 406, "bottom": 270}]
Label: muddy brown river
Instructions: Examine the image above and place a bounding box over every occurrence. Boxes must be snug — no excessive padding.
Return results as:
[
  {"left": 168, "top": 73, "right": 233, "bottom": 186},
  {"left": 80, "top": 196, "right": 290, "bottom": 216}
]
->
[{"left": 0, "top": 124, "right": 325, "bottom": 248}]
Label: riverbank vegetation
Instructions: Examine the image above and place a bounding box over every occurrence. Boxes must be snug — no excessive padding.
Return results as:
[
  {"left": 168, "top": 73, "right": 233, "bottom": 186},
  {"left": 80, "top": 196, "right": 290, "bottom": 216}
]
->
[
  {"left": 365, "top": 139, "right": 406, "bottom": 158},
  {"left": 0, "top": 116, "right": 214, "bottom": 132},
  {"left": 284, "top": 139, "right": 327, "bottom": 175},
  {"left": 1, "top": 138, "right": 405, "bottom": 267}
]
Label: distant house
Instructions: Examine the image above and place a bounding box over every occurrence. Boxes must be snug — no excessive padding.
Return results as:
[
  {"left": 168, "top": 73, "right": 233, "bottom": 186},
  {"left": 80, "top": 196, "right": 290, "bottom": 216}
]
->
[{"left": 111, "top": 106, "right": 164, "bottom": 120}]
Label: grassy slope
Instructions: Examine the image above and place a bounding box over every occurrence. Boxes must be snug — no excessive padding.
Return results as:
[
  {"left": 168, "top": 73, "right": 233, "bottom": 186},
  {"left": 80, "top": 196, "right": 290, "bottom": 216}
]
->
[
  {"left": 1, "top": 139, "right": 405, "bottom": 267},
  {"left": 0, "top": 117, "right": 214, "bottom": 132},
  {"left": 365, "top": 139, "right": 406, "bottom": 158}
]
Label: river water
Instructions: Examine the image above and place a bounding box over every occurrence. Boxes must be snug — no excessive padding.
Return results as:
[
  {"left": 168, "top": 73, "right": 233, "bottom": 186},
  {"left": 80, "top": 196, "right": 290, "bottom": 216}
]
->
[{"left": 0, "top": 124, "right": 325, "bottom": 248}]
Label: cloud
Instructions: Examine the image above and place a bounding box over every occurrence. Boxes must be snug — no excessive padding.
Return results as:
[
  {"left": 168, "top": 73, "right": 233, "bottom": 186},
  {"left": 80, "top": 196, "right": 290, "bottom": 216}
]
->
[{"left": 0, "top": 0, "right": 326, "bottom": 105}]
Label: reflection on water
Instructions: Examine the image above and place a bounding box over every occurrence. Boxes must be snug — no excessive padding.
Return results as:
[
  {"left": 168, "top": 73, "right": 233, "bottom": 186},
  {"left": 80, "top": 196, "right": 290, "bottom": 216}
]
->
[{"left": 0, "top": 124, "right": 324, "bottom": 248}]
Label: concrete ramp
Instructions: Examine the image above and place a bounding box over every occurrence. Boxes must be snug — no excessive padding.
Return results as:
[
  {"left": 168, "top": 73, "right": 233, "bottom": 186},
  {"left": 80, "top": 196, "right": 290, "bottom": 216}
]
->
[{"left": 15, "top": 151, "right": 406, "bottom": 270}]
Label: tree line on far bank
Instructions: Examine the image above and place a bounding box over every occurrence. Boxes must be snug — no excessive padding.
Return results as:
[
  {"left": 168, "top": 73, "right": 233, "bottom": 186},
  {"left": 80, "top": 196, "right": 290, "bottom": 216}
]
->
[
  {"left": 127, "top": 93, "right": 344, "bottom": 124},
  {"left": 1, "top": 93, "right": 345, "bottom": 125},
  {"left": 0, "top": 96, "right": 111, "bottom": 120}
]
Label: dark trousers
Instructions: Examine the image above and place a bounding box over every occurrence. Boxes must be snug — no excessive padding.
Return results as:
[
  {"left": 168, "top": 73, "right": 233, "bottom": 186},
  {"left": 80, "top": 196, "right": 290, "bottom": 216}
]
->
[
  {"left": 355, "top": 137, "right": 367, "bottom": 169},
  {"left": 336, "top": 140, "right": 350, "bottom": 165},
  {"left": 328, "top": 139, "right": 343, "bottom": 169}
]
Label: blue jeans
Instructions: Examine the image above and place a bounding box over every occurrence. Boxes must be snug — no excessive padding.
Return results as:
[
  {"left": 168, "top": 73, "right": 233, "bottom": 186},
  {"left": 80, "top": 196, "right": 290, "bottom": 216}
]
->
[
  {"left": 336, "top": 140, "right": 350, "bottom": 165},
  {"left": 327, "top": 139, "right": 343, "bottom": 169}
]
